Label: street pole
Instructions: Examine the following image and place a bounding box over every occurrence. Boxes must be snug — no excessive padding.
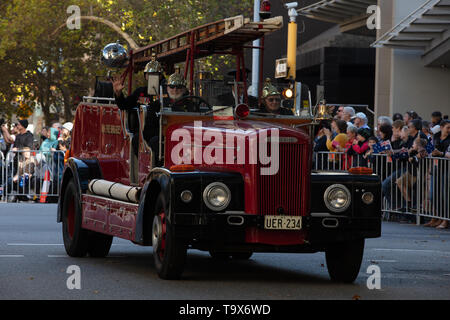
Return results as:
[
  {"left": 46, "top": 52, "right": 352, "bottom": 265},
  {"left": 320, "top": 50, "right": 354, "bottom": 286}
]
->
[
  {"left": 286, "top": 2, "right": 298, "bottom": 81},
  {"left": 251, "top": 0, "right": 260, "bottom": 98}
]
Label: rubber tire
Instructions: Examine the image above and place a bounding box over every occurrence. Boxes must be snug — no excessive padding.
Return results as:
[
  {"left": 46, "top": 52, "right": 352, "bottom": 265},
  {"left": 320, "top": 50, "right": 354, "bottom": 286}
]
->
[
  {"left": 87, "top": 232, "right": 113, "bottom": 258},
  {"left": 325, "top": 239, "right": 365, "bottom": 283},
  {"left": 209, "top": 251, "right": 231, "bottom": 260},
  {"left": 152, "top": 193, "right": 187, "bottom": 280},
  {"left": 231, "top": 252, "right": 253, "bottom": 260},
  {"left": 61, "top": 180, "right": 89, "bottom": 257}
]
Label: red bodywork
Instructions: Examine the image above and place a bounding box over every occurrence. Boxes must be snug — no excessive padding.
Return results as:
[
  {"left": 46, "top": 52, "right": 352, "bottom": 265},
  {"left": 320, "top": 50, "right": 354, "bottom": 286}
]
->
[{"left": 71, "top": 102, "right": 312, "bottom": 246}]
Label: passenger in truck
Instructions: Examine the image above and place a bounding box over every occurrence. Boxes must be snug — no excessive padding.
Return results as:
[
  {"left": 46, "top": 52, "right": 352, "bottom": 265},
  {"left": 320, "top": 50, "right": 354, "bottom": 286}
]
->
[
  {"left": 259, "top": 78, "right": 293, "bottom": 116},
  {"left": 214, "top": 69, "right": 258, "bottom": 108}
]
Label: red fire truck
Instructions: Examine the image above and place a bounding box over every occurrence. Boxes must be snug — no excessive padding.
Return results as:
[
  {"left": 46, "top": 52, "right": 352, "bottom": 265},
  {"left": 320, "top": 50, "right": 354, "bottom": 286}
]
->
[{"left": 57, "top": 15, "right": 381, "bottom": 282}]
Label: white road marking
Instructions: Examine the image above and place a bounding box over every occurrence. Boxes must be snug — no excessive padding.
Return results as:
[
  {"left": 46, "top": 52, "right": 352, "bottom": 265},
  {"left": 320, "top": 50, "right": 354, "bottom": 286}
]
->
[
  {"left": 7, "top": 243, "right": 63, "bottom": 246},
  {"left": 367, "top": 260, "right": 397, "bottom": 263},
  {"left": 0, "top": 255, "right": 25, "bottom": 258},
  {"left": 372, "top": 248, "right": 450, "bottom": 255}
]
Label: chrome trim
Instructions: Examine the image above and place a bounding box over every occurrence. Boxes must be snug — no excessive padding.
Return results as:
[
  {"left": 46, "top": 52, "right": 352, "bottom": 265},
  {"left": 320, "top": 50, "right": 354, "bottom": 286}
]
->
[
  {"left": 323, "top": 184, "right": 351, "bottom": 213},
  {"left": 202, "top": 182, "right": 231, "bottom": 212},
  {"left": 321, "top": 218, "right": 339, "bottom": 229},
  {"left": 310, "top": 212, "right": 347, "bottom": 218},
  {"left": 227, "top": 215, "right": 244, "bottom": 226}
]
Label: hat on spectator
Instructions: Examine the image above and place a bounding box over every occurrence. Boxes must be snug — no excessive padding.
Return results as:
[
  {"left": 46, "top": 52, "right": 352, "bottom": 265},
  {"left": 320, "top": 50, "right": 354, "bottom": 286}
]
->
[
  {"left": 352, "top": 112, "right": 368, "bottom": 123},
  {"left": 357, "top": 127, "right": 371, "bottom": 140},
  {"left": 63, "top": 122, "right": 73, "bottom": 132},
  {"left": 18, "top": 119, "right": 28, "bottom": 129}
]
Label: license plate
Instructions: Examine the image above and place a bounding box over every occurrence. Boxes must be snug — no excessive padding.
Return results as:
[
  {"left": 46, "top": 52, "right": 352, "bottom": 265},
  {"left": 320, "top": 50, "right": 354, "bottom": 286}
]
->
[{"left": 264, "top": 215, "right": 302, "bottom": 230}]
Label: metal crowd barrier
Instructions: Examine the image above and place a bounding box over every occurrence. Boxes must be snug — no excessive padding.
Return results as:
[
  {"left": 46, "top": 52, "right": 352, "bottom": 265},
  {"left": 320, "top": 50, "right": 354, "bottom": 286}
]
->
[
  {"left": 313, "top": 151, "right": 449, "bottom": 223},
  {"left": 0, "top": 151, "right": 5, "bottom": 201},
  {"left": 0, "top": 149, "right": 65, "bottom": 203}
]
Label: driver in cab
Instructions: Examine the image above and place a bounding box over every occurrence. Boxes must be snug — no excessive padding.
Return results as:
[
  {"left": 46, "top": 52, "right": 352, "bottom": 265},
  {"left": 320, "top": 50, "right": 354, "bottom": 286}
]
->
[
  {"left": 259, "top": 78, "right": 293, "bottom": 116},
  {"left": 164, "top": 73, "right": 196, "bottom": 112}
]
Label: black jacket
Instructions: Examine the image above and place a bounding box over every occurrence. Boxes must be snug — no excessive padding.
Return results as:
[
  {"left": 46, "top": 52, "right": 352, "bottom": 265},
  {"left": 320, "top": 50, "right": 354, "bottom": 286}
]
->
[
  {"left": 259, "top": 105, "right": 294, "bottom": 116},
  {"left": 14, "top": 131, "right": 34, "bottom": 150},
  {"left": 214, "top": 93, "right": 259, "bottom": 109}
]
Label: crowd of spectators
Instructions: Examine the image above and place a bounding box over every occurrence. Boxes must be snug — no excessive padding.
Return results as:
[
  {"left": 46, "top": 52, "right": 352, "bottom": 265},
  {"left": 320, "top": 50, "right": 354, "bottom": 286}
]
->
[
  {"left": 314, "top": 108, "right": 450, "bottom": 229},
  {"left": 0, "top": 120, "right": 72, "bottom": 202}
]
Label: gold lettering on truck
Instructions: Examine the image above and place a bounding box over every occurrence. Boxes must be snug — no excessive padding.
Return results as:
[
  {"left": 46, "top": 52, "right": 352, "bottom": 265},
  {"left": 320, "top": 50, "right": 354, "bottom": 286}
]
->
[{"left": 102, "top": 124, "right": 121, "bottom": 135}]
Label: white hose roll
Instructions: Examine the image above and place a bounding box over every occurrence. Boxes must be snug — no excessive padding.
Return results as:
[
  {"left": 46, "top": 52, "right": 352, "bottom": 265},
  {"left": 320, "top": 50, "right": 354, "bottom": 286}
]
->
[{"left": 88, "top": 179, "right": 141, "bottom": 203}]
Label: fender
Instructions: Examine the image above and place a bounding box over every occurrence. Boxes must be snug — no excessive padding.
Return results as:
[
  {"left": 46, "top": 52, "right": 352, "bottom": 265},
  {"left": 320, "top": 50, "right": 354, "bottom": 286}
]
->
[
  {"left": 57, "top": 158, "right": 103, "bottom": 222},
  {"left": 134, "top": 168, "right": 172, "bottom": 245},
  {"left": 134, "top": 168, "right": 245, "bottom": 245}
]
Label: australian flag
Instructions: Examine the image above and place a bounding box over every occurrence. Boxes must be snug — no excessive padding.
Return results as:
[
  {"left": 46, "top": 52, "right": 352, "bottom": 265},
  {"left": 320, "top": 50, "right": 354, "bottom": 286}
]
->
[
  {"left": 426, "top": 140, "right": 434, "bottom": 154},
  {"left": 373, "top": 140, "right": 392, "bottom": 154}
]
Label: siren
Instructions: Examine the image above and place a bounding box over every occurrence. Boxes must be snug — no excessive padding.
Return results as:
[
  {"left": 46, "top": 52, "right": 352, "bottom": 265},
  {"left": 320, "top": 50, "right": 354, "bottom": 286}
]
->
[
  {"left": 235, "top": 104, "right": 250, "bottom": 119},
  {"left": 260, "top": 0, "right": 272, "bottom": 19}
]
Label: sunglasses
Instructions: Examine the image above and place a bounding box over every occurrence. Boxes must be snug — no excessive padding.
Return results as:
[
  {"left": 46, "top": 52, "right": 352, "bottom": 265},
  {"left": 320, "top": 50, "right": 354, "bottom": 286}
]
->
[
  {"left": 267, "top": 97, "right": 281, "bottom": 103},
  {"left": 168, "top": 85, "right": 184, "bottom": 89}
]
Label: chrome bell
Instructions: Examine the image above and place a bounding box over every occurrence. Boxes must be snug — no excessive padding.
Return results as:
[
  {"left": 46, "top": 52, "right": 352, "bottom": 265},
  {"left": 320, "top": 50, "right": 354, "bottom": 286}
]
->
[
  {"left": 101, "top": 41, "right": 128, "bottom": 68},
  {"left": 314, "top": 100, "right": 332, "bottom": 120}
]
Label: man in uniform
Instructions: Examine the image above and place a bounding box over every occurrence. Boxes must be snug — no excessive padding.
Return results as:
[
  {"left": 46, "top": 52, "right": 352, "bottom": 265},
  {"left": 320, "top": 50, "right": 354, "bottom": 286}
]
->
[
  {"left": 164, "top": 73, "right": 196, "bottom": 112},
  {"left": 111, "top": 60, "right": 164, "bottom": 156},
  {"left": 215, "top": 69, "right": 258, "bottom": 108},
  {"left": 259, "top": 79, "right": 293, "bottom": 115},
  {"left": 112, "top": 61, "right": 194, "bottom": 162}
]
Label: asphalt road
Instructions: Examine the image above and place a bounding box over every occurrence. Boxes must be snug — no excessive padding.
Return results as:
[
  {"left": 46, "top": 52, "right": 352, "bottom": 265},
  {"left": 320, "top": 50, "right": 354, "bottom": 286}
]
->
[{"left": 1, "top": 203, "right": 450, "bottom": 300}]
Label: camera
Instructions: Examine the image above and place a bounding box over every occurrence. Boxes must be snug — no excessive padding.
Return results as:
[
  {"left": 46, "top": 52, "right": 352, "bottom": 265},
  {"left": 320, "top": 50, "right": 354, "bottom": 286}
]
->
[{"left": 284, "top": 2, "right": 298, "bottom": 10}]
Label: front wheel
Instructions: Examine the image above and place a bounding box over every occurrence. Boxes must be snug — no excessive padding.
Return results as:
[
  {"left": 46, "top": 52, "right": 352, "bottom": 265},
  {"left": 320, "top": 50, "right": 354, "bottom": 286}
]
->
[
  {"left": 152, "top": 193, "right": 187, "bottom": 279},
  {"left": 325, "top": 239, "right": 365, "bottom": 283},
  {"left": 61, "top": 180, "right": 89, "bottom": 257}
]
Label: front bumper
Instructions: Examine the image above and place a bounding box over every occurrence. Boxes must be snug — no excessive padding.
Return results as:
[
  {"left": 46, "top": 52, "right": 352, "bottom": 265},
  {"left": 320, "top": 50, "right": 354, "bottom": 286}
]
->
[{"left": 173, "top": 211, "right": 381, "bottom": 252}]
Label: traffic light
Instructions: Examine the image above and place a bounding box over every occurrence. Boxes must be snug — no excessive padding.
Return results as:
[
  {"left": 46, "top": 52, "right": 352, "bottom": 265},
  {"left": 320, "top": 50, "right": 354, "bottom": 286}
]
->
[{"left": 260, "top": 0, "right": 271, "bottom": 20}]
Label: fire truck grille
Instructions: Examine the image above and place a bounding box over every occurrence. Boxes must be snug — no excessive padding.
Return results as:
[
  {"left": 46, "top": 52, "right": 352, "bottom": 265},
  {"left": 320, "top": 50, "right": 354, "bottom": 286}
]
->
[{"left": 257, "top": 143, "right": 307, "bottom": 216}]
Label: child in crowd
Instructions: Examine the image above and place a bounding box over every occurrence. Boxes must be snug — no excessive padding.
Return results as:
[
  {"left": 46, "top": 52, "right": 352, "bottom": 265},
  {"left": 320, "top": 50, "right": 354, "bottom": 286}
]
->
[
  {"left": 364, "top": 136, "right": 379, "bottom": 160},
  {"left": 347, "top": 128, "right": 370, "bottom": 167}
]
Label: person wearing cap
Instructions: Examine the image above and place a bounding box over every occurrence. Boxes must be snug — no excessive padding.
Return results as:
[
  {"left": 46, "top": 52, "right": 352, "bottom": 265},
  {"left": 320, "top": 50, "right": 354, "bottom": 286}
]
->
[
  {"left": 164, "top": 73, "right": 196, "bottom": 112},
  {"left": 259, "top": 79, "right": 293, "bottom": 115},
  {"left": 352, "top": 112, "right": 370, "bottom": 131},
  {"left": 214, "top": 69, "right": 258, "bottom": 108}
]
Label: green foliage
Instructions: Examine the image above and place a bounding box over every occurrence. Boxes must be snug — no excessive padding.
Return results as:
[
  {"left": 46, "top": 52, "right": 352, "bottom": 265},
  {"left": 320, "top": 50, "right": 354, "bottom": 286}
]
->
[{"left": 0, "top": 0, "right": 253, "bottom": 123}]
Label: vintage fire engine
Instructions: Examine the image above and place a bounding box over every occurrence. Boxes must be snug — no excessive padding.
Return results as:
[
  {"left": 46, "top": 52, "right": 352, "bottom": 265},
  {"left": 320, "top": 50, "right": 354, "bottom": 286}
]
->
[{"left": 57, "top": 13, "right": 381, "bottom": 282}]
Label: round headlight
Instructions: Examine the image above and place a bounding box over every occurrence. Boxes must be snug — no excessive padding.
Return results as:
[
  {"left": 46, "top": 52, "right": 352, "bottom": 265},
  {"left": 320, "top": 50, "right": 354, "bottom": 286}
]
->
[
  {"left": 362, "top": 192, "right": 374, "bottom": 205},
  {"left": 180, "top": 190, "right": 193, "bottom": 203},
  {"left": 323, "top": 184, "right": 351, "bottom": 213},
  {"left": 203, "top": 182, "right": 231, "bottom": 211}
]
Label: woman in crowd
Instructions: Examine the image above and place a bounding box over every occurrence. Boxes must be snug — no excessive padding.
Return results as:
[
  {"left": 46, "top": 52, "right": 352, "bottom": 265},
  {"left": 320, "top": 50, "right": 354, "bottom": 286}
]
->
[
  {"left": 325, "top": 119, "right": 348, "bottom": 152},
  {"left": 8, "top": 147, "right": 37, "bottom": 202},
  {"left": 339, "top": 125, "right": 358, "bottom": 169},
  {"left": 323, "top": 119, "right": 348, "bottom": 170}
]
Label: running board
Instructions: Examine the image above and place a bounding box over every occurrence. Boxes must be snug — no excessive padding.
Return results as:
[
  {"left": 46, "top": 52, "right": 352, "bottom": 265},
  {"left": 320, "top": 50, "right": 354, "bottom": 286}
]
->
[{"left": 81, "top": 194, "right": 139, "bottom": 241}]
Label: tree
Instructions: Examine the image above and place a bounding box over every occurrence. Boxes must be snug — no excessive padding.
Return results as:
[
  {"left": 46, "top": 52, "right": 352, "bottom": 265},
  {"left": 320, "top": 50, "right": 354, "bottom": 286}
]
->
[{"left": 0, "top": 0, "right": 253, "bottom": 124}]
